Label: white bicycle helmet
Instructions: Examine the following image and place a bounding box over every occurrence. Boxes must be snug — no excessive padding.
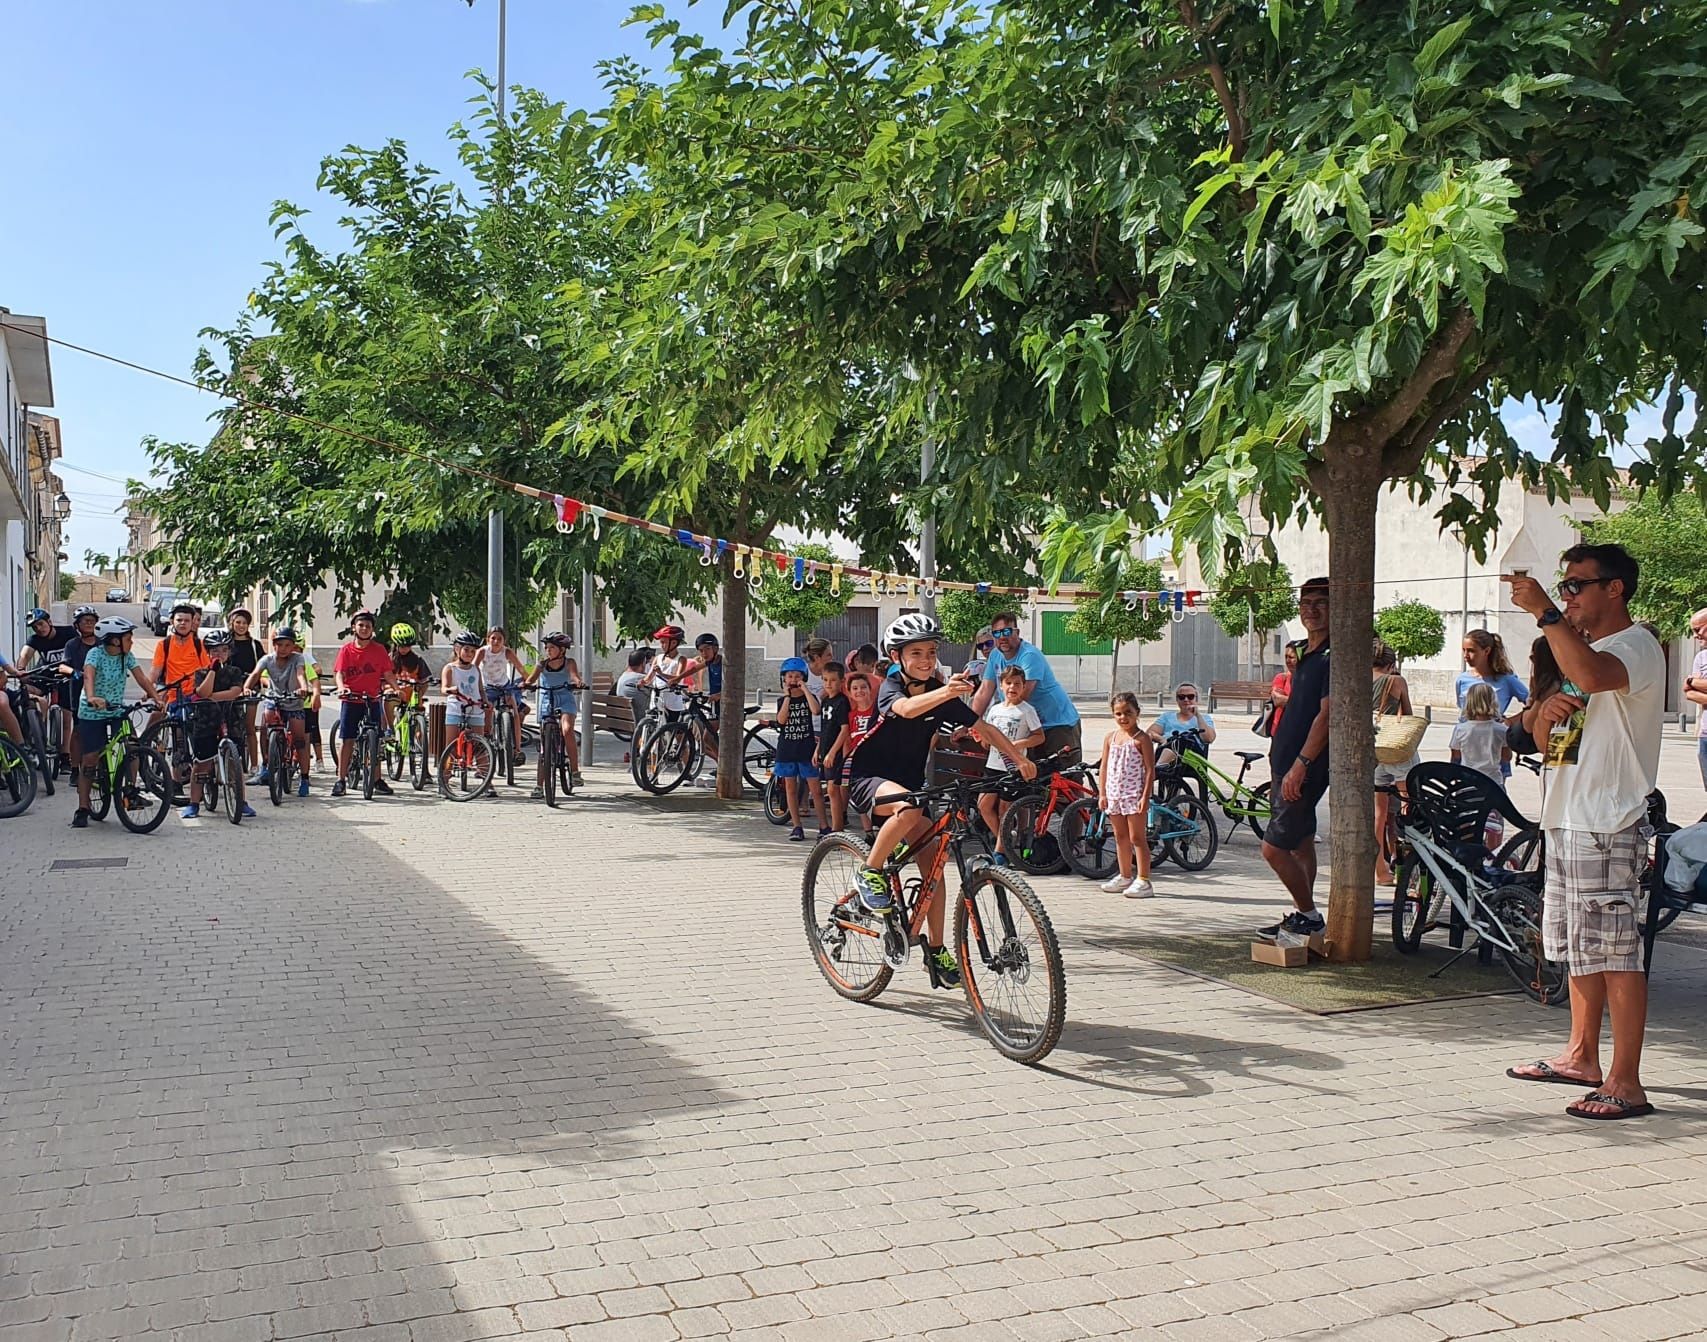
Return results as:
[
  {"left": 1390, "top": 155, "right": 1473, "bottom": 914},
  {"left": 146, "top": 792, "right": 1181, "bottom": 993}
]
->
[
  {"left": 883, "top": 612, "right": 942, "bottom": 654},
  {"left": 203, "top": 629, "right": 233, "bottom": 649},
  {"left": 95, "top": 616, "right": 135, "bottom": 641}
]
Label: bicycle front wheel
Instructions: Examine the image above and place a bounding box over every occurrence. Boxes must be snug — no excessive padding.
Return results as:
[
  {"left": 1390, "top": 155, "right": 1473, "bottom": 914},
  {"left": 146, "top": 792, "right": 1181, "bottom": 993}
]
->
[
  {"left": 1000, "top": 795, "right": 1065, "bottom": 875},
  {"left": 802, "top": 831, "right": 894, "bottom": 1003},
  {"left": 637, "top": 721, "right": 694, "bottom": 795},
  {"left": 116, "top": 745, "right": 171, "bottom": 834},
  {"left": 541, "top": 726, "right": 558, "bottom": 808},
  {"left": 384, "top": 734, "right": 404, "bottom": 780},
  {"left": 267, "top": 732, "right": 286, "bottom": 806},
  {"left": 408, "top": 714, "right": 429, "bottom": 790},
  {"left": 1164, "top": 794, "right": 1220, "bottom": 871},
  {"left": 956, "top": 866, "right": 1067, "bottom": 1065},
  {"left": 26, "top": 708, "right": 54, "bottom": 797},
  {"left": 437, "top": 734, "right": 495, "bottom": 801},
  {"left": 1490, "top": 883, "right": 1567, "bottom": 1006},
  {"left": 0, "top": 744, "right": 37, "bottom": 818},
  {"left": 220, "top": 740, "right": 244, "bottom": 825},
  {"left": 1058, "top": 797, "right": 1117, "bottom": 881}
]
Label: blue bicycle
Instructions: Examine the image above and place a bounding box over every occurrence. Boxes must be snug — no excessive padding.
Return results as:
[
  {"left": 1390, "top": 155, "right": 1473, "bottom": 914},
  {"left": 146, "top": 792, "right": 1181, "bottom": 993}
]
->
[{"left": 1058, "top": 787, "right": 1219, "bottom": 878}]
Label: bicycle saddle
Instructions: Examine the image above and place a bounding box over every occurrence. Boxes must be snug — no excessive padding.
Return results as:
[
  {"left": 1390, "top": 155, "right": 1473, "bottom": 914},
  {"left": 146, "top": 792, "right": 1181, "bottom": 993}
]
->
[{"left": 1235, "top": 750, "right": 1264, "bottom": 763}]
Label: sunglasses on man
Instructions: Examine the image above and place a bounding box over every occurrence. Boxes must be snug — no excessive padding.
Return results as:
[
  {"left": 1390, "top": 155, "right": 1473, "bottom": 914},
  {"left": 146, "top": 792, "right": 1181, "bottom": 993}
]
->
[
  {"left": 1557, "top": 576, "right": 1614, "bottom": 598},
  {"left": 991, "top": 627, "right": 1018, "bottom": 639}
]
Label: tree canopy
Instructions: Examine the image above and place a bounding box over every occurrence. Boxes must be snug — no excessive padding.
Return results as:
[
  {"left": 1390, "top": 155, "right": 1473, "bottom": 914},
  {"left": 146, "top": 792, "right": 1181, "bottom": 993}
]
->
[{"left": 1584, "top": 493, "right": 1707, "bottom": 633}]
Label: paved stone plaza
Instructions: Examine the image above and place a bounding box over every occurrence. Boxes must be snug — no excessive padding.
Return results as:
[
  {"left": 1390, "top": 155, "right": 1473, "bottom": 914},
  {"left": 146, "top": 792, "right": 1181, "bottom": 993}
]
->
[{"left": 4, "top": 723, "right": 1706, "bottom": 1341}]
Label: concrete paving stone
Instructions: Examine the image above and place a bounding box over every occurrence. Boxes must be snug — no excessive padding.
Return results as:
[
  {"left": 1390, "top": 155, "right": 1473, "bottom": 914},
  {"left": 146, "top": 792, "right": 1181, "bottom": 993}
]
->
[
  {"left": 564, "top": 1316, "right": 681, "bottom": 1342},
  {"left": 515, "top": 1297, "right": 607, "bottom": 1330},
  {"left": 1414, "top": 1301, "right": 1521, "bottom": 1336}
]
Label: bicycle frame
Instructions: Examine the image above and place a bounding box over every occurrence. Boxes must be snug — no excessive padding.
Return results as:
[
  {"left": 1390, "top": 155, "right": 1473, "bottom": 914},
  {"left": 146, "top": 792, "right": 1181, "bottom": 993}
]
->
[
  {"left": 1396, "top": 822, "right": 1525, "bottom": 956},
  {"left": 1179, "top": 747, "right": 1267, "bottom": 818}
]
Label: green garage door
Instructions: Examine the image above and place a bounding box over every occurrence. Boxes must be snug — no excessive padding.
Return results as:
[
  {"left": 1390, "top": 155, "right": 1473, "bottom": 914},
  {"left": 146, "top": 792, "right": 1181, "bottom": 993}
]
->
[{"left": 1039, "top": 610, "right": 1112, "bottom": 656}]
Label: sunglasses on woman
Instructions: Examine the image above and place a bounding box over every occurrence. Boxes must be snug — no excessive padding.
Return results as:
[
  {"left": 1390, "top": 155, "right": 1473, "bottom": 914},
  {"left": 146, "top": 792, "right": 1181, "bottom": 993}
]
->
[{"left": 975, "top": 640, "right": 994, "bottom": 651}]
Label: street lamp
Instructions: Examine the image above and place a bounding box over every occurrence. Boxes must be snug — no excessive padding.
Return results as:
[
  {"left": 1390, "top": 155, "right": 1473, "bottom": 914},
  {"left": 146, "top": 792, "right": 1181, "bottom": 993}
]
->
[{"left": 54, "top": 491, "right": 70, "bottom": 521}]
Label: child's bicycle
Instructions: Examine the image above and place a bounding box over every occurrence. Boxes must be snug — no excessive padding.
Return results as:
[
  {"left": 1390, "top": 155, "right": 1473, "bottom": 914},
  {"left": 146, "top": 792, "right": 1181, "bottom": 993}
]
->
[
  {"left": 438, "top": 692, "right": 498, "bottom": 801},
  {"left": 193, "top": 695, "right": 261, "bottom": 824},
  {"left": 802, "top": 770, "right": 1067, "bottom": 1065},
  {"left": 1157, "top": 731, "right": 1272, "bottom": 840},
  {"left": 258, "top": 701, "right": 304, "bottom": 807},
  {"left": 531, "top": 681, "right": 586, "bottom": 807},
  {"left": 1385, "top": 762, "right": 1564, "bottom": 1004},
  {"left": 84, "top": 704, "right": 173, "bottom": 834},
  {"left": 383, "top": 684, "right": 431, "bottom": 791},
  {"left": 998, "top": 761, "right": 1098, "bottom": 875},
  {"left": 1147, "top": 789, "right": 1220, "bottom": 870},
  {"left": 0, "top": 726, "right": 40, "bottom": 818}
]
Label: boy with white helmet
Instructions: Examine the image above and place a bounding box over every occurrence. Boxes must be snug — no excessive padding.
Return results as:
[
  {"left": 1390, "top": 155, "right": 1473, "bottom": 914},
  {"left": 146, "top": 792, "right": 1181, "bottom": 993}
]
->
[{"left": 845, "top": 614, "right": 1037, "bottom": 987}]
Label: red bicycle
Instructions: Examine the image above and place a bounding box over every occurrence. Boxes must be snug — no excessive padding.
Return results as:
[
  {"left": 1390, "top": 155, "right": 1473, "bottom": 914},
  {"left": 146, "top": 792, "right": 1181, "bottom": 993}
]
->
[{"left": 999, "top": 760, "right": 1097, "bottom": 876}]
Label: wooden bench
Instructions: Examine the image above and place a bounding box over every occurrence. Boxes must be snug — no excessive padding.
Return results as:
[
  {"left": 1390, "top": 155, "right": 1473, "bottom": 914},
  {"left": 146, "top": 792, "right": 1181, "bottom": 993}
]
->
[
  {"left": 589, "top": 673, "right": 636, "bottom": 741},
  {"left": 1208, "top": 680, "right": 1273, "bottom": 712}
]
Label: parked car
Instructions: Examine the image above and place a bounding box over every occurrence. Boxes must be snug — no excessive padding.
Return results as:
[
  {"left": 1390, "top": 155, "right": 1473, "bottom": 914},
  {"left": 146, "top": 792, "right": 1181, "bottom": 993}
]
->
[
  {"left": 105, "top": 588, "right": 130, "bottom": 603},
  {"left": 146, "top": 588, "right": 183, "bottom": 634}
]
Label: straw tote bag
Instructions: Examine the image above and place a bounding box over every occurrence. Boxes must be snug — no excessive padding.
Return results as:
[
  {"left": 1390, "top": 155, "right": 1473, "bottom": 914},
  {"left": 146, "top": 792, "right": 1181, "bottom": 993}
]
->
[{"left": 1372, "top": 673, "right": 1427, "bottom": 765}]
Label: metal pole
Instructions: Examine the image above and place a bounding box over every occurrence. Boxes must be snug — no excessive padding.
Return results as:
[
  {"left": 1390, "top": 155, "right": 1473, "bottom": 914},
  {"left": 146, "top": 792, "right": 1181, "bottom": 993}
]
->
[
  {"left": 578, "top": 569, "right": 595, "bottom": 765},
  {"left": 919, "top": 433, "right": 937, "bottom": 619},
  {"left": 483, "top": 0, "right": 508, "bottom": 633}
]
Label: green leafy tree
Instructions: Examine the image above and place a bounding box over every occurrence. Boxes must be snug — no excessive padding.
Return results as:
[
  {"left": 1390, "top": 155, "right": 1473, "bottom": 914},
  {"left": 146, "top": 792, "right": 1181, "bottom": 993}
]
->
[
  {"left": 1208, "top": 561, "right": 1299, "bottom": 670},
  {"left": 1584, "top": 493, "right": 1707, "bottom": 633},
  {"left": 749, "top": 543, "right": 852, "bottom": 634},
  {"left": 1375, "top": 599, "right": 1448, "bottom": 664},
  {"left": 613, "top": 1, "right": 1707, "bottom": 958},
  {"left": 82, "top": 550, "right": 112, "bottom": 577},
  {"left": 1066, "top": 559, "right": 1170, "bottom": 689},
  {"left": 936, "top": 589, "right": 1015, "bottom": 645},
  {"left": 137, "top": 85, "right": 705, "bottom": 639},
  {"left": 57, "top": 573, "right": 77, "bottom": 602}
]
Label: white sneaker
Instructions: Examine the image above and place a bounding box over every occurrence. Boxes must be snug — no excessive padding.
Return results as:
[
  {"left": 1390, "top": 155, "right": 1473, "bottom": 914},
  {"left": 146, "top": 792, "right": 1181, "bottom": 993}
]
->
[
  {"left": 1123, "top": 878, "right": 1155, "bottom": 899},
  {"left": 1100, "top": 874, "right": 1129, "bottom": 893}
]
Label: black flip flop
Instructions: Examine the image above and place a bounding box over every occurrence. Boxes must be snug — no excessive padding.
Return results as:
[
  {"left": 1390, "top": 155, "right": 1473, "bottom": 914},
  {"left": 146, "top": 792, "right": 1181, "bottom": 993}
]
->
[
  {"left": 1506, "top": 1061, "right": 1602, "bottom": 1087},
  {"left": 1567, "top": 1091, "right": 1656, "bottom": 1121}
]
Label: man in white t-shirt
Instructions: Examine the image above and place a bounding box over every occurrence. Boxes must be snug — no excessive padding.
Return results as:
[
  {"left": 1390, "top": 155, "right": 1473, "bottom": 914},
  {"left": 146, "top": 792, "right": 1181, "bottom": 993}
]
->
[
  {"left": 1684, "top": 607, "right": 1707, "bottom": 789},
  {"left": 1504, "top": 544, "right": 1664, "bottom": 1122}
]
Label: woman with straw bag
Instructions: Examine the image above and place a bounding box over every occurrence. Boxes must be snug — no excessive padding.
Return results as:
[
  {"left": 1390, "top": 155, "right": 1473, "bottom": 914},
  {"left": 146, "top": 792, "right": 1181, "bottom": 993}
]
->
[{"left": 1372, "top": 639, "right": 1426, "bottom": 885}]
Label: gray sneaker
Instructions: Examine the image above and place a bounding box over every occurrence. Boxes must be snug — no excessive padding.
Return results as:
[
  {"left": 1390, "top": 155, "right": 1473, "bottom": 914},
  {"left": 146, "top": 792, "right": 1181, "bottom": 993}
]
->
[{"left": 854, "top": 866, "right": 893, "bottom": 914}]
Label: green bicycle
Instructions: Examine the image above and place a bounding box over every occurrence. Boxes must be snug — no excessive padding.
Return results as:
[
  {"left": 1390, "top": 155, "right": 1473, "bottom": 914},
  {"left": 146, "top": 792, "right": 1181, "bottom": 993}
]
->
[
  {"left": 84, "top": 705, "right": 173, "bottom": 833},
  {"left": 382, "top": 689, "right": 431, "bottom": 791},
  {"left": 0, "top": 730, "right": 39, "bottom": 818},
  {"left": 1158, "top": 731, "right": 1271, "bottom": 840}
]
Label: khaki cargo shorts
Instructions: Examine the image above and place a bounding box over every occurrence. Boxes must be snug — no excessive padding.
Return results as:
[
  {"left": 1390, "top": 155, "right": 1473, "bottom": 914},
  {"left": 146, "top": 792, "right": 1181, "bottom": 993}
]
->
[{"left": 1542, "top": 825, "right": 1648, "bottom": 975}]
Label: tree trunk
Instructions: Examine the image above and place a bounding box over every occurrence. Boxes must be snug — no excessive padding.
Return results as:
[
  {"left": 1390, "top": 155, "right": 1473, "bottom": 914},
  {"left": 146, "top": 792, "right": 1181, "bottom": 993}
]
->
[
  {"left": 717, "top": 568, "right": 748, "bottom": 801},
  {"left": 1111, "top": 640, "right": 1121, "bottom": 694},
  {"left": 1319, "top": 459, "right": 1383, "bottom": 963}
]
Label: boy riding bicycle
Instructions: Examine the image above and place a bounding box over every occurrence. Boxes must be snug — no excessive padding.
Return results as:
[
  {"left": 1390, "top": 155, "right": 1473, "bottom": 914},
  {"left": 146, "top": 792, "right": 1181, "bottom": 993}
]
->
[
  {"left": 246, "top": 626, "right": 314, "bottom": 797},
  {"left": 180, "top": 630, "right": 257, "bottom": 820},
  {"left": 847, "top": 615, "right": 1038, "bottom": 987},
  {"left": 72, "top": 617, "right": 164, "bottom": 829},
  {"left": 331, "top": 610, "right": 395, "bottom": 798}
]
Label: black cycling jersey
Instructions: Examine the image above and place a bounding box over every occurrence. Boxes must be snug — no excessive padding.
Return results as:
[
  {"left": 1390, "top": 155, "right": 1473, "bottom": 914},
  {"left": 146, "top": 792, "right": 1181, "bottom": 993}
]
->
[{"left": 848, "top": 671, "right": 978, "bottom": 790}]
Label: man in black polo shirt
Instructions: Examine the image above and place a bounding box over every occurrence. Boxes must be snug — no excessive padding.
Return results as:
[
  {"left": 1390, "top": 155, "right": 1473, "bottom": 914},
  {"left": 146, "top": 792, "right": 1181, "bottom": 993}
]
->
[{"left": 1259, "top": 576, "right": 1332, "bottom": 938}]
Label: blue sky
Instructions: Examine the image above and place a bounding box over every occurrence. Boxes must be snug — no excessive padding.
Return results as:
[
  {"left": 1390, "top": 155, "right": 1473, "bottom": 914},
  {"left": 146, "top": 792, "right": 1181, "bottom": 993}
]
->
[{"left": 4, "top": 0, "right": 662, "bottom": 561}]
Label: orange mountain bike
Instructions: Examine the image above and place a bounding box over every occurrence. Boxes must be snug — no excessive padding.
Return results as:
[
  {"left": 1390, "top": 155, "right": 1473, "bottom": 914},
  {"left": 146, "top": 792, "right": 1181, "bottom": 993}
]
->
[{"left": 802, "top": 771, "right": 1067, "bottom": 1064}]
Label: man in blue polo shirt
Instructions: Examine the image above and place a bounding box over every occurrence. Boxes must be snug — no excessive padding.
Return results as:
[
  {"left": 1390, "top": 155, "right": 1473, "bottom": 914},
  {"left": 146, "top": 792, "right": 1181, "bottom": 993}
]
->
[{"left": 971, "top": 611, "right": 1082, "bottom": 765}]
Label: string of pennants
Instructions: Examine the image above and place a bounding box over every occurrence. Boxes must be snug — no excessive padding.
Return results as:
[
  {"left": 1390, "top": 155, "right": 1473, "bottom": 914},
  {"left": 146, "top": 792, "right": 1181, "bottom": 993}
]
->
[{"left": 516, "top": 485, "right": 1214, "bottom": 621}]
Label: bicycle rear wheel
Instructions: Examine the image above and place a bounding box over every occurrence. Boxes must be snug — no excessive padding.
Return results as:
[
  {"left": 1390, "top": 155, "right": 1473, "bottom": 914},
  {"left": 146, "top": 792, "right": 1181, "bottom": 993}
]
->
[
  {"left": 1000, "top": 795, "right": 1066, "bottom": 875},
  {"left": 955, "top": 866, "right": 1067, "bottom": 1065},
  {"left": 437, "top": 734, "right": 496, "bottom": 801},
  {"left": 1245, "top": 780, "right": 1271, "bottom": 840},
  {"left": 1164, "top": 794, "right": 1220, "bottom": 871},
  {"left": 637, "top": 721, "right": 694, "bottom": 795},
  {"left": 1490, "top": 883, "right": 1567, "bottom": 1006},
  {"left": 743, "top": 723, "right": 777, "bottom": 791},
  {"left": 802, "top": 831, "right": 894, "bottom": 1002},
  {"left": 1390, "top": 857, "right": 1442, "bottom": 953},
  {"left": 385, "top": 732, "right": 404, "bottom": 780},
  {"left": 89, "top": 761, "right": 113, "bottom": 821},
  {"left": 116, "top": 745, "right": 171, "bottom": 833},
  {"left": 0, "top": 744, "right": 37, "bottom": 818},
  {"left": 1058, "top": 796, "right": 1117, "bottom": 881}
]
